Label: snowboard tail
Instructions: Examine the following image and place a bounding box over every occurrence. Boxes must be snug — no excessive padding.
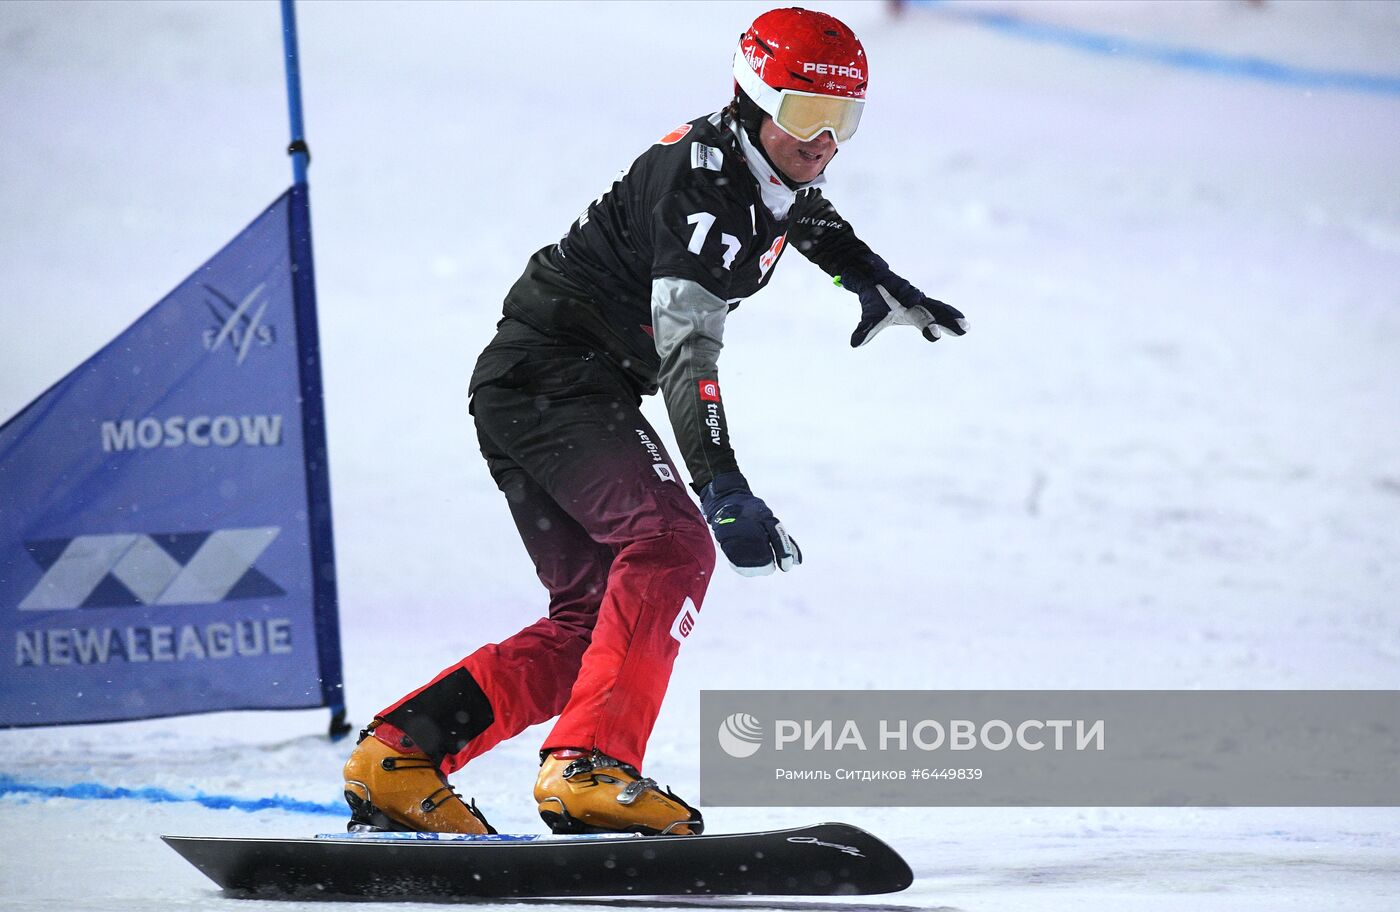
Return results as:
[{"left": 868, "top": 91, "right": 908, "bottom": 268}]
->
[{"left": 162, "top": 822, "right": 913, "bottom": 898}]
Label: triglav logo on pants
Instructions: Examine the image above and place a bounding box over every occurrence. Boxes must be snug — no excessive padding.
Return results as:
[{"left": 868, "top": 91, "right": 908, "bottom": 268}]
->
[
  {"left": 635, "top": 428, "right": 676, "bottom": 483},
  {"left": 718, "top": 712, "right": 764, "bottom": 758},
  {"left": 668, "top": 596, "right": 701, "bottom": 643}
]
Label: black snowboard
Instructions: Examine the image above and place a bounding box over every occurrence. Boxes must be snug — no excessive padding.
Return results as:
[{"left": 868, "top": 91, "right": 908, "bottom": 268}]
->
[{"left": 162, "top": 822, "right": 913, "bottom": 898}]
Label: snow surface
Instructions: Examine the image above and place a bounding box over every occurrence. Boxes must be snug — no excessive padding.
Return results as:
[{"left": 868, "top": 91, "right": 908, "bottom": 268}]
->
[{"left": 2, "top": 0, "right": 1400, "bottom": 908}]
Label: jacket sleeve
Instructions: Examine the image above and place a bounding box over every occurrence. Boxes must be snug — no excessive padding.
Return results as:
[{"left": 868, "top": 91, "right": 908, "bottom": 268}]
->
[
  {"left": 789, "top": 190, "right": 878, "bottom": 280},
  {"left": 648, "top": 187, "right": 754, "bottom": 492},
  {"left": 651, "top": 276, "right": 740, "bottom": 493}
]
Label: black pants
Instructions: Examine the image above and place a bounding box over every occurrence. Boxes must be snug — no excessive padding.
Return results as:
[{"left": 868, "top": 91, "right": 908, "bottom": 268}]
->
[{"left": 380, "top": 325, "right": 715, "bottom": 772}]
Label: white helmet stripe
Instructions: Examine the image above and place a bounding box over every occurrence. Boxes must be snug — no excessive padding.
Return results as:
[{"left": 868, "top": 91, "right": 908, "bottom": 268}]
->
[{"left": 733, "top": 49, "right": 785, "bottom": 119}]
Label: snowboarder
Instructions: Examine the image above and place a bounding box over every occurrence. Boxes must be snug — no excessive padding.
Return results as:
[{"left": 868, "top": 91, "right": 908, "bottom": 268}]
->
[{"left": 342, "top": 6, "right": 967, "bottom": 837}]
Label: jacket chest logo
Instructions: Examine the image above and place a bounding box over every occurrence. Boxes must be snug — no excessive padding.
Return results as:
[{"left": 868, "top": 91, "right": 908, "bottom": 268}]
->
[{"left": 758, "top": 233, "right": 787, "bottom": 277}]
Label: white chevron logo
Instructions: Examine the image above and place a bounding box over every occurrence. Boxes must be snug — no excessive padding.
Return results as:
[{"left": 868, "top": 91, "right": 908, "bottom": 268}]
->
[{"left": 18, "top": 527, "right": 282, "bottom": 611}]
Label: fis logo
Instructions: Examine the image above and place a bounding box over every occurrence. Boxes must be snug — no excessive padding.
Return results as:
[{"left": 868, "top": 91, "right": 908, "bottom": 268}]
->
[
  {"left": 17, "top": 528, "right": 284, "bottom": 611},
  {"left": 698, "top": 379, "right": 721, "bottom": 402},
  {"left": 690, "top": 142, "right": 724, "bottom": 173},
  {"left": 759, "top": 234, "right": 786, "bottom": 277},
  {"left": 801, "top": 62, "right": 863, "bottom": 79},
  {"left": 202, "top": 282, "right": 276, "bottom": 365}
]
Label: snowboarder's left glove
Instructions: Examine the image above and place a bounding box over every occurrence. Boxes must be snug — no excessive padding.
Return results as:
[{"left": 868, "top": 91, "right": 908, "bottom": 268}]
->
[
  {"left": 699, "top": 471, "right": 801, "bottom": 577},
  {"left": 840, "top": 254, "right": 967, "bottom": 347}
]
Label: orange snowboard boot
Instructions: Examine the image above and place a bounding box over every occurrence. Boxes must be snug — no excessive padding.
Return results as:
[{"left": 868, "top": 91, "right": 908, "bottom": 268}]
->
[
  {"left": 533, "top": 748, "right": 702, "bottom": 835},
  {"left": 342, "top": 724, "right": 493, "bottom": 834}
]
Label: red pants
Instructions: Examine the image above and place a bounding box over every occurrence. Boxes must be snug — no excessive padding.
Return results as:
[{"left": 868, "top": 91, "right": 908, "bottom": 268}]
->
[{"left": 377, "top": 333, "right": 715, "bottom": 774}]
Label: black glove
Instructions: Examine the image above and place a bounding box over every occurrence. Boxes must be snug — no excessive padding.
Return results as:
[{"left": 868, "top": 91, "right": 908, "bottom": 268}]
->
[
  {"left": 699, "top": 471, "right": 801, "bottom": 577},
  {"left": 840, "top": 253, "right": 967, "bottom": 347}
]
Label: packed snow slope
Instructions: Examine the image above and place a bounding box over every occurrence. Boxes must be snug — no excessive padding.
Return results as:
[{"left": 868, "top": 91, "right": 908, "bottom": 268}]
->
[{"left": 2, "top": 1, "right": 1399, "bottom": 909}]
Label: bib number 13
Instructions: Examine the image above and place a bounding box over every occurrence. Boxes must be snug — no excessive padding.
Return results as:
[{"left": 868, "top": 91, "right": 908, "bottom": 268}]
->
[{"left": 686, "top": 212, "right": 741, "bottom": 271}]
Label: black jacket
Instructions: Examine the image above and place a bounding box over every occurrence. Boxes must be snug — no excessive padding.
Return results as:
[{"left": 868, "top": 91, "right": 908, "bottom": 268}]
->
[{"left": 473, "top": 111, "right": 876, "bottom": 491}]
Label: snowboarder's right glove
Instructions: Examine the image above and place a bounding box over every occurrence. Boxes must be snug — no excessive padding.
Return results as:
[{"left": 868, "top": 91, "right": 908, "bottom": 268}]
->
[{"left": 699, "top": 471, "right": 801, "bottom": 577}]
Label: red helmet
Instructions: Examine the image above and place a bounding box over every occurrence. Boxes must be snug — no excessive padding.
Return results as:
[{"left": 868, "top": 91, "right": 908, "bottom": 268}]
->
[{"left": 733, "top": 8, "right": 868, "bottom": 144}]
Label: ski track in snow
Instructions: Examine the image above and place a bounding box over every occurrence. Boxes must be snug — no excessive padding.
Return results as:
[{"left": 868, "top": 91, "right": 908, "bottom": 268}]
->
[{"left": 2, "top": 0, "right": 1399, "bottom": 909}]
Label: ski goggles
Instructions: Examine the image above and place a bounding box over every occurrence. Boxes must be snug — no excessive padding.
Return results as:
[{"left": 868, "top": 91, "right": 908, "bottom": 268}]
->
[{"left": 771, "top": 90, "right": 865, "bottom": 144}]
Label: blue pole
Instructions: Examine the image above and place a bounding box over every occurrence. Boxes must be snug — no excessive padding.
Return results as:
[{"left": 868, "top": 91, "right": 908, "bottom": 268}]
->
[
  {"left": 280, "top": 0, "right": 309, "bottom": 185},
  {"left": 278, "top": 0, "right": 347, "bottom": 739}
]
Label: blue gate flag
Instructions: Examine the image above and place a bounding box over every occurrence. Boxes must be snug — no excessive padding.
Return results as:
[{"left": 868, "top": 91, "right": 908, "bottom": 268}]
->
[{"left": 0, "top": 188, "right": 344, "bottom": 727}]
